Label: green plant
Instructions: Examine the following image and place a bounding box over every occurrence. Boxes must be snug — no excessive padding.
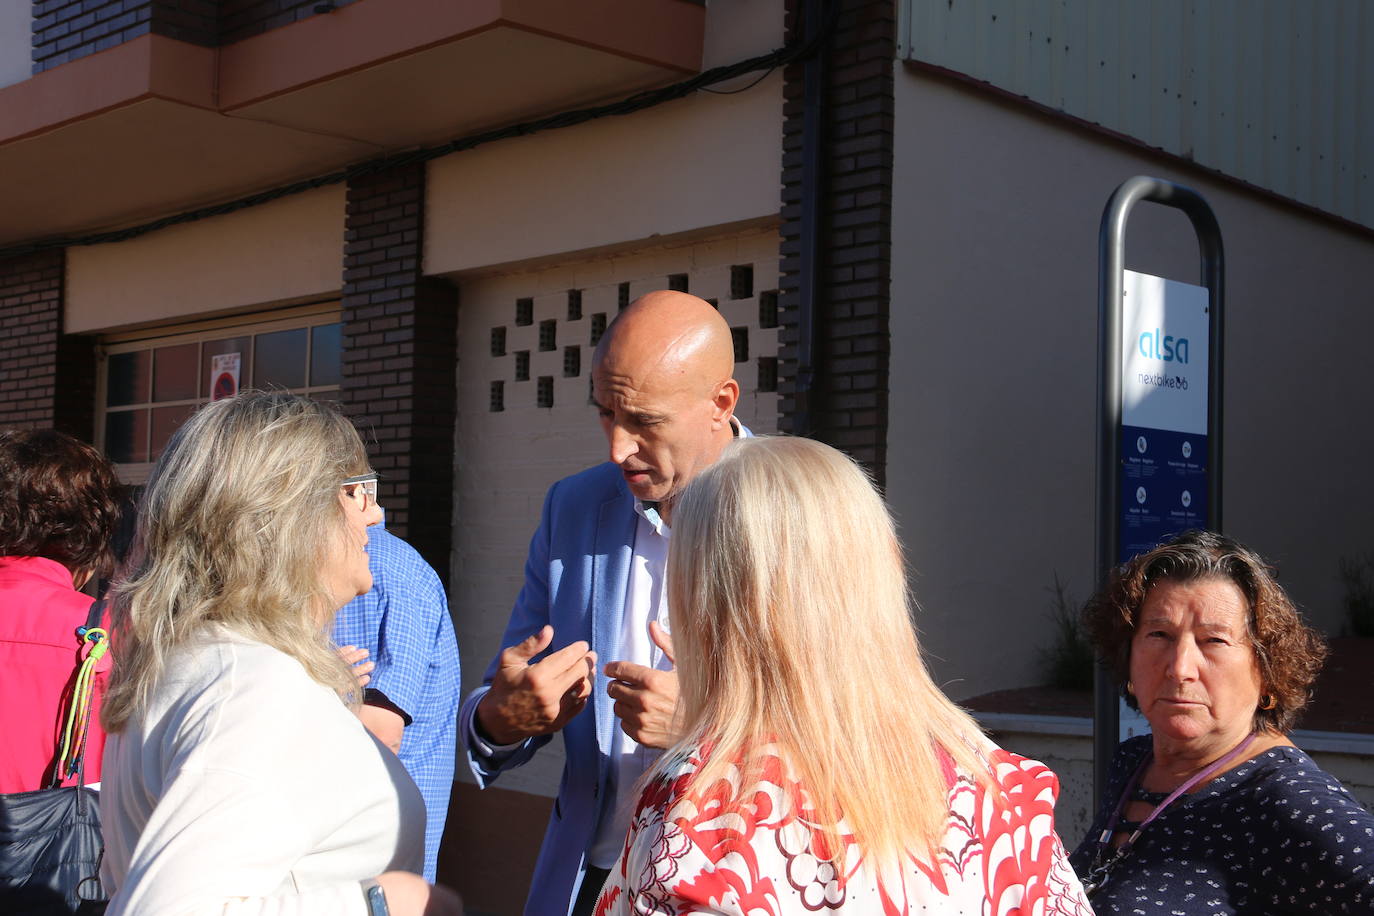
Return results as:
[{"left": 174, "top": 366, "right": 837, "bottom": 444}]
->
[
  {"left": 1338, "top": 553, "right": 1374, "bottom": 637},
  {"left": 1039, "top": 572, "right": 1094, "bottom": 690}
]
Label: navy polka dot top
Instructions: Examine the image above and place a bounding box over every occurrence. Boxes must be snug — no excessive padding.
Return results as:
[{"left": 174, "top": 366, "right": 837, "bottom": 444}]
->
[{"left": 1069, "top": 735, "right": 1374, "bottom": 914}]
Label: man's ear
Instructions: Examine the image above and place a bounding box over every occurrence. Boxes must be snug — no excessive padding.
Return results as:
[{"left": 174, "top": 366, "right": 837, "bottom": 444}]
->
[{"left": 711, "top": 378, "right": 740, "bottom": 425}]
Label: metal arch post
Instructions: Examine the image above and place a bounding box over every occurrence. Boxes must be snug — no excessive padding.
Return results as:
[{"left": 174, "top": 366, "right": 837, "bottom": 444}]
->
[{"left": 1093, "top": 176, "right": 1225, "bottom": 807}]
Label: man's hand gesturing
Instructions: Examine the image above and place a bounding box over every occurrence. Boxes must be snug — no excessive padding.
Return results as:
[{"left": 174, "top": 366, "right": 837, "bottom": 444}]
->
[
  {"left": 605, "top": 621, "right": 681, "bottom": 749},
  {"left": 476, "top": 625, "right": 596, "bottom": 746}
]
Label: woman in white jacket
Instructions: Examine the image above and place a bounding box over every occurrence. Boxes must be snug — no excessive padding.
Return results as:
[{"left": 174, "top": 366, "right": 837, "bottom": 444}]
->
[{"left": 99, "top": 392, "right": 462, "bottom": 916}]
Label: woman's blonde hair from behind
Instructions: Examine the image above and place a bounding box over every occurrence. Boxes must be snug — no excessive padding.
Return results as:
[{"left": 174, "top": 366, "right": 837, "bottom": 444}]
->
[
  {"left": 101, "top": 392, "right": 370, "bottom": 733},
  {"left": 661, "top": 436, "right": 992, "bottom": 872}
]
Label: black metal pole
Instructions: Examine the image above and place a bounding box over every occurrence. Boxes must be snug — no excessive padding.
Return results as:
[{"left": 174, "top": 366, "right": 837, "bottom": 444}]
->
[
  {"left": 1094, "top": 176, "right": 1225, "bottom": 806},
  {"left": 1094, "top": 185, "right": 1127, "bottom": 809}
]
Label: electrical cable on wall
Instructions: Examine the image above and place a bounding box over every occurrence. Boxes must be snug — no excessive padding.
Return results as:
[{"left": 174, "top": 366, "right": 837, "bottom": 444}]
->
[{"left": 0, "top": 10, "right": 833, "bottom": 262}]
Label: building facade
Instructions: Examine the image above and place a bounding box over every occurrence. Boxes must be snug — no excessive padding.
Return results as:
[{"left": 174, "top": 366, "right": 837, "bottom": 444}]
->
[{"left": 2, "top": 0, "right": 1371, "bottom": 910}]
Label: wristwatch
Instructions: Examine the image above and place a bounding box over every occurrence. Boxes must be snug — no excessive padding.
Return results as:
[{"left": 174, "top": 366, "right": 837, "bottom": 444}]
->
[{"left": 361, "top": 879, "right": 390, "bottom": 916}]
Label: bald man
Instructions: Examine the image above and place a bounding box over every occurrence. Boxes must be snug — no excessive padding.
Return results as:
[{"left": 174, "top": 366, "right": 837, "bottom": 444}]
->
[{"left": 458, "top": 291, "right": 744, "bottom": 916}]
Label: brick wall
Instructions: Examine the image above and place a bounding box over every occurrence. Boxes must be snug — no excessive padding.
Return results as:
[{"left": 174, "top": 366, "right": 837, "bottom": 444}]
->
[
  {"left": 778, "top": 0, "right": 894, "bottom": 485},
  {"left": 154, "top": 0, "right": 219, "bottom": 45},
  {"left": 31, "top": 0, "right": 219, "bottom": 73},
  {"left": 30, "top": 0, "right": 348, "bottom": 73},
  {"left": 32, "top": 0, "right": 149, "bottom": 73},
  {"left": 340, "top": 163, "right": 457, "bottom": 583},
  {"left": 220, "top": 0, "right": 358, "bottom": 45},
  {"left": 0, "top": 249, "right": 96, "bottom": 439}
]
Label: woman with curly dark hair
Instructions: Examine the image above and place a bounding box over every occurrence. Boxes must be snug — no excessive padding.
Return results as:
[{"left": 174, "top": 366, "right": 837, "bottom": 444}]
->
[
  {"left": 0, "top": 428, "right": 122, "bottom": 793},
  {"left": 1071, "top": 529, "right": 1374, "bottom": 913}
]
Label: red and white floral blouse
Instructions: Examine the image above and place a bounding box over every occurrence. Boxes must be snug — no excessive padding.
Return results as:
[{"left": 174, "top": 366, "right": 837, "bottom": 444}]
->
[{"left": 594, "top": 741, "right": 1093, "bottom": 915}]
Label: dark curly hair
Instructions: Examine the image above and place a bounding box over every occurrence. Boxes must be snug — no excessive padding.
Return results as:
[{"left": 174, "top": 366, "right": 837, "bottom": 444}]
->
[
  {"left": 1082, "top": 529, "right": 1327, "bottom": 734},
  {"left": 0, "top": 428, "right": 123, "bottom": 580}
]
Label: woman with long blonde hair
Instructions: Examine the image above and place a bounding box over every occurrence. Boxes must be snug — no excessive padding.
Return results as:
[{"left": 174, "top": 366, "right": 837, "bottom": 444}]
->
[
  {"left": 595, "top": 436, "right": 1091, "bottom": 914},
  {"left": 99, "top": 392, "right": 462, "bottom": 916}
]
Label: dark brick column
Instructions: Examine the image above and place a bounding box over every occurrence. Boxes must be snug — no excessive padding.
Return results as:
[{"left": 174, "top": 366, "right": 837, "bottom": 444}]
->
[
  {"left": 779, "top": 0, "right": 894, "bottom": 485},
  {"left": 341, "top": 163, "right": 457, "bottom": 583},
  {"left": 0, "top": 250, "right": 96, "bottom": 439}
]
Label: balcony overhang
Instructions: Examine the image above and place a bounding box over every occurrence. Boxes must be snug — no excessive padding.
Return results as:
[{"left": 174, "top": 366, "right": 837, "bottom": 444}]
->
[{"left": 0, "top": 0, "right": 704, "bottom": 248}]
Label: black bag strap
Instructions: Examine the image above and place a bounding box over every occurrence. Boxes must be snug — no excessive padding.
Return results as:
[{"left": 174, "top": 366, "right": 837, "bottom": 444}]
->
[{"left": 84, "top": 599, "right": 105, "bottom": 634}]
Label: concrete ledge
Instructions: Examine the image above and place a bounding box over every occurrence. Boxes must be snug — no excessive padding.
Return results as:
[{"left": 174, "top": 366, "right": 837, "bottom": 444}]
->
[
  {"left": 972, "top": 710, "right": 1374, "bottom": 755},
  {"left": 973, "top": 711, "right": 1093, "bottom": 737},
  {"left": 1291, "top": 728, "right": 1374, "bottom": 756}
]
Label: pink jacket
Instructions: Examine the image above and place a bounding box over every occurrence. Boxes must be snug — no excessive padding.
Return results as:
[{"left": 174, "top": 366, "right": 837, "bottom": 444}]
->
[{"left": 0, "top": 555, "right": 109, "bottom": 793}]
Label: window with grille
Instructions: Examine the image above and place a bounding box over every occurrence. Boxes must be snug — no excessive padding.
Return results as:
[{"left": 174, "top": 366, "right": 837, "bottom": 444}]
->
[{"left": 98, "top": 306, "right": 342, "bottom": 481}]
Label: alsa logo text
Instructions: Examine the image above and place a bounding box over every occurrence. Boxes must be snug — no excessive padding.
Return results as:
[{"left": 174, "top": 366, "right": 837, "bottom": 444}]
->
[{"left": 1138, "top": 328, "right": 1189, "bottom": 364}]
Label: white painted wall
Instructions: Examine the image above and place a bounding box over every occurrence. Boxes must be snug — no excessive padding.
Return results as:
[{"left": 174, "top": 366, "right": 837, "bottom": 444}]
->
[
  {"left": 702, "top": 0, "right": 781, "bottom": 70},
  {"left": 446, "top": 227, "right": 782, "bottom": 796},
  {"left": 0, "top": 0, "right": 29, "bottom": 90},
  {"left": 66, "top": 187, "right": 345, "bottom": 333},
  {"left": 424, "top": 71, "right": 782, "bottom": 277},
  {"left": 424, "top": 0, "right": 784, "bottom": 277},
  {"left": 890, "top": 67, "right": 1374, "bottom": 701}
]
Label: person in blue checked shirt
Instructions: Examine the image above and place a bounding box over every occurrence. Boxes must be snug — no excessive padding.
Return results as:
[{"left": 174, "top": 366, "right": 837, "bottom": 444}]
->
[{"left": 334, "top": 521, "right": 459, "bottom": 883}]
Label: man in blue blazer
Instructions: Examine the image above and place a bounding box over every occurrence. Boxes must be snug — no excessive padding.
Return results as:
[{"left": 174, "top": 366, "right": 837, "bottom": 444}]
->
[{"left": 457, "top": 290, "right": 746, "bottom": 916}]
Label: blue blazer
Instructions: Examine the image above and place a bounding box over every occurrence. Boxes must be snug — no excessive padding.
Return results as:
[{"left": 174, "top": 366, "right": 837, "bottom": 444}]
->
[{"left": 458, "top": 461, "right": 639, "bottom": 916}]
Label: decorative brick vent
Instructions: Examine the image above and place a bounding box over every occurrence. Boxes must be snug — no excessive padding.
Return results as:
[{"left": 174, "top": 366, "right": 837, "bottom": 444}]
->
[
  {"left": 730, "top": 264, "right": 754, "bottom": 300},
  {"left": 759, "top": 290, "right": 779, "bottom": 329},
  {"left": 480, "top": 242, "right": 781, "bottom": 419},
  {"left": 757, "top": 356, "right": 778, "bottom": 393},
  {"left": 731, "top": 327, "right": 749, "bottom": 363}
]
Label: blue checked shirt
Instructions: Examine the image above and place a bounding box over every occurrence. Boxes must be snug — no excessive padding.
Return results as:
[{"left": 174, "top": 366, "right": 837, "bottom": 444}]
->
[{"left": 333, "top": 526, "right": 459, "bottom": 882}]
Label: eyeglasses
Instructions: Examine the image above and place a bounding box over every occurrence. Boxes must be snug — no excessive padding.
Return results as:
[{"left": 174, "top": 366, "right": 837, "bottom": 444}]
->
[{"left": 341, "top": 473, "right": 380, "bottom": 511}]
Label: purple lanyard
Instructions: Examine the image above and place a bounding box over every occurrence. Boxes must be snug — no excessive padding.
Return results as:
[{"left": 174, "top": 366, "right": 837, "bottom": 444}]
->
[{"left": 1084, "top": 732, "right": 1257, "bottom": 897}]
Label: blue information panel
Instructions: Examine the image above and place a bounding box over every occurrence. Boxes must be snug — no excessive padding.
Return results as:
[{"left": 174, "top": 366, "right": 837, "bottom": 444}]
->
[
  {"left": 1118, "top": 269, "right": 1211, "bottom": 563},
  {"left": 1118, "top": 425, "right": 1208, "bottom": 563}
]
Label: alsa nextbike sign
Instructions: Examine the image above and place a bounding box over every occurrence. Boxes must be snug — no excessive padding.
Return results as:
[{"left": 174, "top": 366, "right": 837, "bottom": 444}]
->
[{"left": 1119, "top": 269, "right": 1209, "bottom": 562}]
